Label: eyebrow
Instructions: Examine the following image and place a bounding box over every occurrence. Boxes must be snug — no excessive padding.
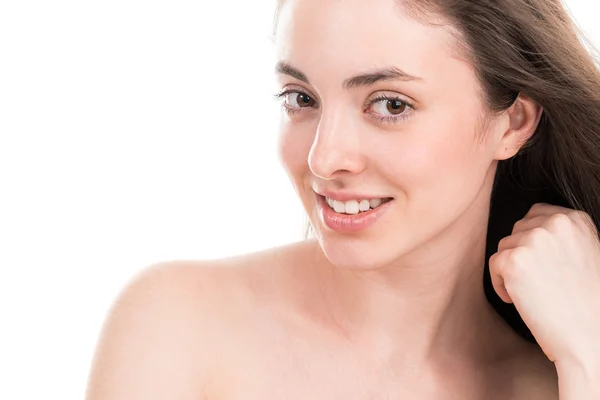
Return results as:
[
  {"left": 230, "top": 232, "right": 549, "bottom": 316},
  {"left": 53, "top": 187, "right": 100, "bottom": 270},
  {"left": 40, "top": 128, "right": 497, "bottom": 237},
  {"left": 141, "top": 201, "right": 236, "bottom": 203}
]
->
[{"left": 275, "top": 61, "right": 423, "bottom": 89}]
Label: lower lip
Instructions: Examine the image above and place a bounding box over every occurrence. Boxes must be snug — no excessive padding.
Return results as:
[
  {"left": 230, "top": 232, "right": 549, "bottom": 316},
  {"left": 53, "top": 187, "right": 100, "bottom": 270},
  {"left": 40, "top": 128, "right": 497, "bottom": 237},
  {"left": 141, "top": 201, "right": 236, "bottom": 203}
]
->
[{"left": 316, "top": 195, "right": 393, "bottom": 233}]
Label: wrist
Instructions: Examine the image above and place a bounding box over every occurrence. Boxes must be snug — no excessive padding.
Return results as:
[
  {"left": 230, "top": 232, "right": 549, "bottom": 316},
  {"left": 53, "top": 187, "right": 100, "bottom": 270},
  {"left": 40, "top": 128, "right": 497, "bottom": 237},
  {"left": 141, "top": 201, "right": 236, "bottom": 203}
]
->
[
  {"left": 556, "top": 327, "right": 600, "bottom": 375},
  {"left": 555, "top": 355, "right": 600, "bottom": 399}
]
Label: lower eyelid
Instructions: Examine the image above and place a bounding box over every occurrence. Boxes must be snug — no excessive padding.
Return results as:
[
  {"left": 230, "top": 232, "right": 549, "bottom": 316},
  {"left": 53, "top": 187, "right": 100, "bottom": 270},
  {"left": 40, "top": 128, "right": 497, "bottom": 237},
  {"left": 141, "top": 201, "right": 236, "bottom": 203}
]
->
[{"left": 365, "top": 107, "right": 415, "bottom": 125}]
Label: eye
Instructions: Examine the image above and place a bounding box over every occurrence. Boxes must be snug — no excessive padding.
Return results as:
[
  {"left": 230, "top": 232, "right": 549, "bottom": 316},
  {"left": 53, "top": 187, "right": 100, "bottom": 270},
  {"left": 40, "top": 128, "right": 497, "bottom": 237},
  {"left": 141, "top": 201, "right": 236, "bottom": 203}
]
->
[
  {"left": 371, "top": 97, "right": 409, "bottom": 116},
  {"left": 365, "top": 94, "right": 415, "bottom": 124},
  {"left": 287, "top": 92, "right": 316, "bottom": 108},
  {"left": 274, "top": 89, "right": 317, "bottom": 113}
]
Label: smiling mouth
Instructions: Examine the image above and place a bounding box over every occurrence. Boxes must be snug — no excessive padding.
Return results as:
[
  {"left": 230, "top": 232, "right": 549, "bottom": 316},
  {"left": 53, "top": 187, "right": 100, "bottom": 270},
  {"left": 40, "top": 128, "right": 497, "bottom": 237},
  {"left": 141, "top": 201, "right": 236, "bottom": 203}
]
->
[{"left": 322, "top": 195, "right": 393, "bottom": 215}]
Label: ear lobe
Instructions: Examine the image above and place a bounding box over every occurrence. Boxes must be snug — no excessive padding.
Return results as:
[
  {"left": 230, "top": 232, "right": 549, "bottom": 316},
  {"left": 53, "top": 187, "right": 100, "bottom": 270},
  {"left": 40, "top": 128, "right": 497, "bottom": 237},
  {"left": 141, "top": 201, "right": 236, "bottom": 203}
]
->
[{"left": 496, "top": 93, "right": 543, "bottom": 160}]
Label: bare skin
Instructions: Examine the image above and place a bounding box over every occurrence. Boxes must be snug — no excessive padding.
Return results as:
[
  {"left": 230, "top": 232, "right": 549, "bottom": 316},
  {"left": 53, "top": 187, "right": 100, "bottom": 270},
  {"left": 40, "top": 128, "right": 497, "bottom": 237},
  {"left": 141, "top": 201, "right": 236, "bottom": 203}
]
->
[
  {"left": 87, "top": 0, "right": 561, "bottom": 398},
  {"left": 200, "top": 240, "right": 558, "bottom": 399},
  {"left": 86, "top": 240, "right": 558, "bottom": 399}
]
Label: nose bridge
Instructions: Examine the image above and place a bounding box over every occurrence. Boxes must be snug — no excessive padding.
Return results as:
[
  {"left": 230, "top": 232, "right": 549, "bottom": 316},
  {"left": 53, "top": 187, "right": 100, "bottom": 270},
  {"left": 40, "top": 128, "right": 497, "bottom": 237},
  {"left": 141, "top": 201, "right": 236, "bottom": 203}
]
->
[{"left": 308, "top": 103, "right": 364, "bottom": 179}]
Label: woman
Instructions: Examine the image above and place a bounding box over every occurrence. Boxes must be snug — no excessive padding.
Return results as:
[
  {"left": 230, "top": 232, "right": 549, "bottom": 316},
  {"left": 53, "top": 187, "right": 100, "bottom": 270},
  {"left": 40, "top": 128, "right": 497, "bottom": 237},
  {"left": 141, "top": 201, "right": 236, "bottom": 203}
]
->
[{"left": 86, "top": 0, "right": 600, "bottom": 398}]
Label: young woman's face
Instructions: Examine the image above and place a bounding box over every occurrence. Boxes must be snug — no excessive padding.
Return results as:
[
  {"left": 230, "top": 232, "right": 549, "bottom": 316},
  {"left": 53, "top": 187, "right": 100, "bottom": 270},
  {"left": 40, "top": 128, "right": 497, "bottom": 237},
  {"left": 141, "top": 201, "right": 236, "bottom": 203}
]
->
[{"left": 275, "top": 0, "right": 504, "bottom": 269}]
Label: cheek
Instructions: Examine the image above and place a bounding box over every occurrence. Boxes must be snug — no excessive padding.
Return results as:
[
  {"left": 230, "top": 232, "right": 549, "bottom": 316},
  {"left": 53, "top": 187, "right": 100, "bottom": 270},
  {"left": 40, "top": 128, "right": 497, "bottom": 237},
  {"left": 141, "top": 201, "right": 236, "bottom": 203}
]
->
[
  {"left": 277, "top": 121, "right": 314, "bottom": 179},
  {"left": 379, "top": 118, "right": 491, "bottom": 206}
]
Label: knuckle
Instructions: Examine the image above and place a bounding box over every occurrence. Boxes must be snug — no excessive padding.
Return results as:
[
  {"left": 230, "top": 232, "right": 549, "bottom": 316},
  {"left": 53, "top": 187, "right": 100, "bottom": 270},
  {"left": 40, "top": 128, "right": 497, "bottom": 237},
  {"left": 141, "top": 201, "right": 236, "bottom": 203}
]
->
[
  {"left": 505, "top": 247, "right": 529, "bottom": 275},
  {"left": 512, "top": 219, "right": 525, "bottom": 232},
  {"left": 489, "top": 252, "right": 500, "bottom": 270},
  {"left": 490, "top": 246, "right": 531, "bottom": 282},
  {"left": 508, "top": 247, "right": 526, "bottom": 262},
  {"left": 489, "top": 252, "right": 507, "bottom": 275},
  {"left": 546, "top": 213, "right": 572, "bottom": 231},
  {"left": 497, "top": 236, "right": 509, "bottom": 250},
  {"left": 528, "top": 227, "right": 549, "bottom": 244},
  {"left": 530, "top": 203, "right": 545, "bottom": 211}
]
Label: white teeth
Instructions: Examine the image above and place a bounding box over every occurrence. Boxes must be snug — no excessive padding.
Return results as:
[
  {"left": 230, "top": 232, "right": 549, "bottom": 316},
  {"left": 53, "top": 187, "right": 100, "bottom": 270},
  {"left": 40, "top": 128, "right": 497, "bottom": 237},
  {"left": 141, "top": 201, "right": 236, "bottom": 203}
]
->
[
  {"left": 369, "top": 198, "right": 382, "bottom": 208},
  {"left": 344, "top": 200, "right": 359, "bottom": 215},
  {"left": 333, "top": 200, "right": 346, "bottom": 213},
  {"left": 324, "top": 196, "right": 389, "bottom": 214},
  {"left": 358, "top": 200, "right": 370, "bottom": 212}
]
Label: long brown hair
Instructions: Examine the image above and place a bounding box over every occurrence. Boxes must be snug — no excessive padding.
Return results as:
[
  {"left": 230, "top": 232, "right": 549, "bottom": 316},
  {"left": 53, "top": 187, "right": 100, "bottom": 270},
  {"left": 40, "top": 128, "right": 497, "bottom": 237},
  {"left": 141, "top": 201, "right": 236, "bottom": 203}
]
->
[{"left": 277, "top": 0, "right": 600, "bottom": 344}]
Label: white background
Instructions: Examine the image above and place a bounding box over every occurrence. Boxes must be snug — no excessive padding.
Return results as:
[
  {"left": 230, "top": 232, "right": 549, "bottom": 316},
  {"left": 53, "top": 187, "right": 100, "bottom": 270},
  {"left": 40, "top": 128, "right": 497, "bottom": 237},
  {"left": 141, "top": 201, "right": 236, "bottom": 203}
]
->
[{"left": 0, "top": 1, "right": 597, "bottom": 398}]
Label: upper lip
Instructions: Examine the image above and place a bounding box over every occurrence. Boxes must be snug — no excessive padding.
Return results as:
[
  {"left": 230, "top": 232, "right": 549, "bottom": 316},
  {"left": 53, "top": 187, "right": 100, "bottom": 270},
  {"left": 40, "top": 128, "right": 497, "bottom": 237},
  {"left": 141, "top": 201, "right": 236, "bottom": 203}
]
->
[{"left": 314, "top": 189, "right": 393, "bottom": 202}]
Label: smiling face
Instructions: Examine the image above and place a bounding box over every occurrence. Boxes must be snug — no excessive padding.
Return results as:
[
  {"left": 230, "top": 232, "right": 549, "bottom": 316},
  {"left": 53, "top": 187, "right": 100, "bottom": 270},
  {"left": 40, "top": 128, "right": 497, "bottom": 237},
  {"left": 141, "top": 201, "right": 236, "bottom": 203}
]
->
[{"left": 275, "top": 0, "right": 507, "bottom": 269}]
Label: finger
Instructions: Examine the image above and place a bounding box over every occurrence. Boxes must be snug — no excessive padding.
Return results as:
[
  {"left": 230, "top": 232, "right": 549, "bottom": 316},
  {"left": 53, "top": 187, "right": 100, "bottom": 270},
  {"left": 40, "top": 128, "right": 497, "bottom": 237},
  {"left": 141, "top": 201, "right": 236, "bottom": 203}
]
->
[
  {"left": 497, "top": 228, "right": 540, "bottom": 251},
  {"left": 498, "top": 233, "right": 518, "bottom": 252},
  {"left": 488, "top": 251, "right": 513, "bottom": 303},
  {"left": 518, "top": 209, "right": 595, "bottom": 238},
  {"left": 525, "top": 203, "right": 570, "bottom": 219},
  {"left": 511, "top": 215, "right": 547, "bottom": 234}
]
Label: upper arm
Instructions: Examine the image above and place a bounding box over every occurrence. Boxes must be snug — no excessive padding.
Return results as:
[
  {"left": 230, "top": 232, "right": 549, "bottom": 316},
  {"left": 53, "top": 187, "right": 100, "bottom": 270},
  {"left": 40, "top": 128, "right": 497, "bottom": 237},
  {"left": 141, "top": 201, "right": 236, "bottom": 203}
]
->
[{"left": 85, "top": 262, "right": 214, "bottom": 400}]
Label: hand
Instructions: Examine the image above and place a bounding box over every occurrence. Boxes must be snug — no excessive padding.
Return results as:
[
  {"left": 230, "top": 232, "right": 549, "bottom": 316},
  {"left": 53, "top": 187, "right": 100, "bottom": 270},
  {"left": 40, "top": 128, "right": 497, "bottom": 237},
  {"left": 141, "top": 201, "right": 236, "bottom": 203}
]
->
[{"left": 489, "top": 203, "right": 600, "bottom": 365}]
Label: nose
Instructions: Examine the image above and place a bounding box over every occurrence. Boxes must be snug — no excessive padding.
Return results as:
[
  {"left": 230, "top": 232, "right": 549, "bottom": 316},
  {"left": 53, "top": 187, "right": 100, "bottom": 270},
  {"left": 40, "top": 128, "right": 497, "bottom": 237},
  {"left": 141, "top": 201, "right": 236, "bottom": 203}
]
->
[{"left": 308, "top": 106, "right": 366, "bottom": 180}]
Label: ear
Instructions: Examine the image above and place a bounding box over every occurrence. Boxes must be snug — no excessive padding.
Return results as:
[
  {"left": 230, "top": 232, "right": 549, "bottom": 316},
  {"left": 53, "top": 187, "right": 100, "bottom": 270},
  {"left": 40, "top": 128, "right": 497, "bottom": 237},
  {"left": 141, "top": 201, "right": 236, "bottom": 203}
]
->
[{"left": 494, "top": 93, "right": 543, "bottom": 160}]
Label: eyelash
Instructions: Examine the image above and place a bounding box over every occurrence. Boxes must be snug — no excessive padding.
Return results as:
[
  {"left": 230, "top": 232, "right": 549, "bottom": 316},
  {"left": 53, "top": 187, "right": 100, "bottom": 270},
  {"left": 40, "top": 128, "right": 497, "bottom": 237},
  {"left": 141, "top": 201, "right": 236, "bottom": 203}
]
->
[{"left": 273, "top": 89, "right": 416, "bottom": 125}]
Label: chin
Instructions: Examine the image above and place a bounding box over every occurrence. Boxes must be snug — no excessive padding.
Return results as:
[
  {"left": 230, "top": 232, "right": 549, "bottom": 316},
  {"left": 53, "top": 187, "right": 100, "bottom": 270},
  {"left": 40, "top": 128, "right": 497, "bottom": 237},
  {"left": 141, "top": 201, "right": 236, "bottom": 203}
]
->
[{"left": 314, "top": 227, "right": 409, "bottom": 271}]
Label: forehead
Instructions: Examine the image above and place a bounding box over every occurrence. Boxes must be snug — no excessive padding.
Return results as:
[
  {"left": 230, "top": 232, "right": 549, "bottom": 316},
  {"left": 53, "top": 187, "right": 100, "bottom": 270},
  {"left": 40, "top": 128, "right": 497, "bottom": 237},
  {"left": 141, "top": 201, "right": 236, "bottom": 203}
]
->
[{"left": 275, "top": 0, "right": 472, "bottom": 89}]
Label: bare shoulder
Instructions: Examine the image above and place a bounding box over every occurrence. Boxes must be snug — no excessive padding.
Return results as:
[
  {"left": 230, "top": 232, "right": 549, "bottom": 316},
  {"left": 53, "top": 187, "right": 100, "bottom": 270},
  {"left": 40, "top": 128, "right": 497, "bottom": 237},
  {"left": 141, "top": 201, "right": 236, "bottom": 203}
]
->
[
  {"left": 86, "top": 240, "right": 313, "bottom": 400},
  {"left": 85, "top": 260, "right": 218, "bottom": 399}
]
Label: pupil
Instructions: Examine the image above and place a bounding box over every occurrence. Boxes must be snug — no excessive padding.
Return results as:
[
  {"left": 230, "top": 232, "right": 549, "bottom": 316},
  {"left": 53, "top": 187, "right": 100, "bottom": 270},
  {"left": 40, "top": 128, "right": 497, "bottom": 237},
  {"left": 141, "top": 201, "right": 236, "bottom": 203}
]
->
[
  {"left": 387, "top": 100, "right": 404, "bottom": 114},
  {"left": 299, "top": 94, "right": 311, "bottom": 106}
]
